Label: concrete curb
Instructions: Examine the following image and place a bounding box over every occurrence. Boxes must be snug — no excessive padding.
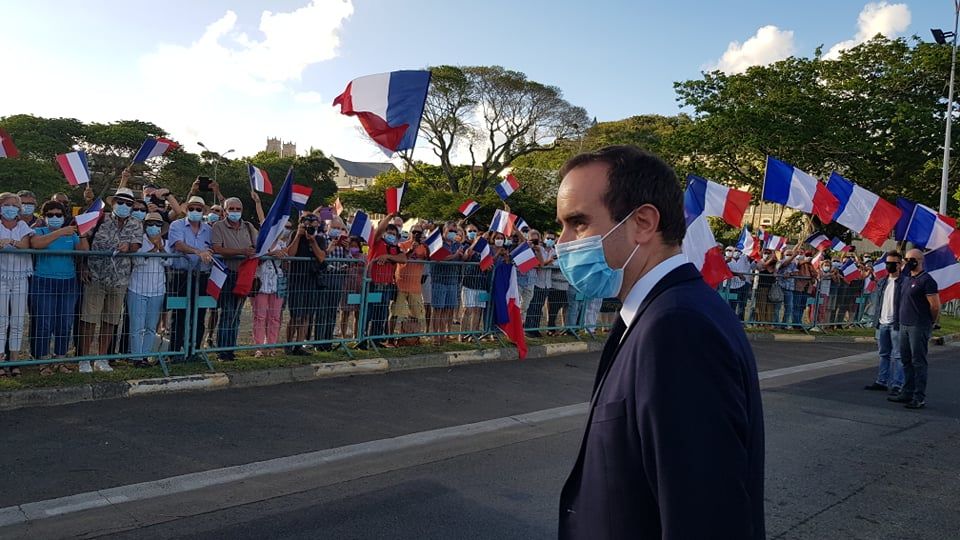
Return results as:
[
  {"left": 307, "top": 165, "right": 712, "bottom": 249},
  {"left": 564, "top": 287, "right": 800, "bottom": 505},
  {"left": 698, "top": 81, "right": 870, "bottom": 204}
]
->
[
  {"left": 0, "top": 341, "right": 603, "bottom": 411},
  {"left": 748, "top": 331, "right": 960, "bottom": 345}
]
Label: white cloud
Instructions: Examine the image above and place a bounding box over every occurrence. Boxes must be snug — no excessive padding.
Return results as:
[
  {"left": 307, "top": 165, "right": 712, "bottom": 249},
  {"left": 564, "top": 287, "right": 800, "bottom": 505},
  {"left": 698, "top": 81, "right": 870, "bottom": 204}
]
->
[
  {"left": 711, "top": 25, "right": 796, "bottom": 74},
  {"left": 824, "top": 2, "right": 911, "bottom": 59}
]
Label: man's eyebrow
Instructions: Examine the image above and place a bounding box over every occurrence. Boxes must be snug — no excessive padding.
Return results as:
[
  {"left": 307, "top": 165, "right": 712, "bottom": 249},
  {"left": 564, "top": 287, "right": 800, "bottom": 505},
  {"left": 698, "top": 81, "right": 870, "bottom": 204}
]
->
[{"left": 557, "top": 212, "right": 588, "bottom": 224}]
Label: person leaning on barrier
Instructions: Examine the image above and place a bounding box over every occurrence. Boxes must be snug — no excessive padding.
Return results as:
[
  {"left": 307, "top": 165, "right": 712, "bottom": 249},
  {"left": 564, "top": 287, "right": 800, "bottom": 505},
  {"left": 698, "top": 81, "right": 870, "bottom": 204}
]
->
[
  {"left": 28, "top": 201, "right": 89, "bottom": 375},
  {"left": 315, "top": 216, "right": 349, "bottom": 350},
  {"left": 394, "top": 223, "right": 429, "bottom": 344},
  {"left": 0, "top": 192, "right": 35, "bottom": 376},
  {"left": 460, "top": 223, "right": 489, "bottom": 339},
  {"left": 340, "top": 236, "right": 364, "bottom": 340},
  {"left": 126, "top": 212, "right": 170, "bottom": 367},
  {"left": 429, "top": 221, "right": 463, "bottom": 342},
  {"left": 794, "top": 251, "right": 817, "bottom": 326},
  {"left": 166, "top": 196, "right": 214, "bottom": 360},
  {"left": 285, "top": 213, "right": 327, "bottom": 356},
  {"left": 77, "top": 186, "right": 143, "bottom": 373},
  {"left": 752, "top": 248, "right": 777, "bottom": 325},
  {"left": 211, "top": 197, "right": 258, "bottom": 362},
  {"left": 723, "top": 245, "right": 752, "bottom": 320},
  {"left": 363, "top": 214, "right": 406, "bottom": 348},
  {"left": 776, "top": 248, "right": 799, "bottom": 328}
]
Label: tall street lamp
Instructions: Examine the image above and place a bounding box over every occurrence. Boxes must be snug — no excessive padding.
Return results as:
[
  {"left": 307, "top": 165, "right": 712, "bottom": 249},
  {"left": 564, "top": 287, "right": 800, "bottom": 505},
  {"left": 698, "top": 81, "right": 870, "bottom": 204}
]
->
[
  {"left": 932, "top": 0, "right": 960, "bottom": 215},
  {"left": 196, "top": 141, "right": 235, "bottom": 180}
]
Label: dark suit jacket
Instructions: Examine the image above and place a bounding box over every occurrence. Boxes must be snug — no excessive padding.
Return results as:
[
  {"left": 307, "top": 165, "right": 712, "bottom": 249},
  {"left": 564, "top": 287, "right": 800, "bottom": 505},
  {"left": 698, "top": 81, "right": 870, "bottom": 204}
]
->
[{"left": 559, "top": 263, "right": 765, "bottom": 539}]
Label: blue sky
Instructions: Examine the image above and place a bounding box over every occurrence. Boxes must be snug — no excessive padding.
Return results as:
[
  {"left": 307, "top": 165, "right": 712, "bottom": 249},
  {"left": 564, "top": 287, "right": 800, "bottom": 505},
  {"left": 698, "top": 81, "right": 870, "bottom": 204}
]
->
[{"left": 1, "top": 1, "right": 941, "bottom": 162}]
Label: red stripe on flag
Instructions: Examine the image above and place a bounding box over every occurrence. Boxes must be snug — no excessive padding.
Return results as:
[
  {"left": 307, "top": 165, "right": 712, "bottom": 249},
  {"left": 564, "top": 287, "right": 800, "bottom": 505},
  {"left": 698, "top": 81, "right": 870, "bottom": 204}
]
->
[
  {"left": 56, "top": 154, "right": 79, "bottom": 185},
  {"left": 861, "top": 198, "right": 902, "bottom": 246},
  {"left": 722, "top": 188, "right": 751, "bottom": 228},
  {"left": 812, "top": 183, "right": 840, "bottom": 224},
  {"left": 499, "top": 300, "right": 527, "bottom": 360},
  {"left": 386, "top": 187, "right": 399, "bottom": 214},
  {"left": 700, "top": 246, "right": 733, "bottom": 288}
]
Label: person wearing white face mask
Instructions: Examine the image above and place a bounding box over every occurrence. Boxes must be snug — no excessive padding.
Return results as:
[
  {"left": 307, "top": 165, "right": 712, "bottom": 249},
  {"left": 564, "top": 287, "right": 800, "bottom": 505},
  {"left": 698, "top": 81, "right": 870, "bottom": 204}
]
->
[
  {"left": 724, "top": 245, "right": 752, "bottom": 320},
  {"left": 555, "top": 146, "right": 764, "bottom": 539}
]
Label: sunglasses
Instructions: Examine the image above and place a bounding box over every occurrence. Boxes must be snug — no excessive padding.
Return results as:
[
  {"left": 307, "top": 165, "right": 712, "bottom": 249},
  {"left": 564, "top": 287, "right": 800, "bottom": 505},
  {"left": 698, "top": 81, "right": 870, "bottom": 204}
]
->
[
  {"left": 145, "top": 221, "right": 163, "bottom": 227},
  {"left": 45, "top": 212, "right": 63, "bottom": 218},
  {"left": 114, "top": 200, "right": 134, "bottom": 207},
  {"left": 905, "top": 258, "right": 918, "bottom": 264},
  {"left": 187, "top": 207, "right": 204, "bottom": 212}
]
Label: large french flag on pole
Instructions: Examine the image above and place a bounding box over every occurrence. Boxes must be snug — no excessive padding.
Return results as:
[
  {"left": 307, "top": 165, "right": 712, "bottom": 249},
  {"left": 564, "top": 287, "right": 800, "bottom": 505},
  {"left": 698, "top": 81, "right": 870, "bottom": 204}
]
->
[
  {"left": 762, "top": 156, "right": 839, "bottom": 223},
  {"left": 333, "top": 70, "right": 432, "bottom": 154},
  {"left": 350, "top": 211, "right": 376, "bottom": 247},
  {"left": 248, "top": 164, "right": 273, "bottom": 195},
  {"left": 510, "top": 243, "right": 539, "bottom": 274},
  {"left": 684, "top": 174, "right": 751, "bottom": 228},
  {"left": 926, "top": 246, "right": 960, "bottom": 302},
  {"left": 494, "top": 174, "right": 520, "bottom": 201},
  {"left": 385, "top": 181, "right": 408, "bottom": 215},
  {"left": 56, "top": 151, "right": 91, "bottom": 185},
  {"left": 74, "top": 199, "right": 104, "bottom": 236},
  {"left": 492, "top": 263, "right": 528, "bottom": 359},
  {"left": 901, "top": 200, "right": 960, "bottom": 256},
  {"left": 132, "top": 137, "right": 178, "bottom": 164},
  {"left": 825, "top": 172, "right": 901, "bottom": 246},
  {"left": 255, "top": 167, "right": 293, "bottom": 257},
  {"left": 737, "top": 226, "right": 761, "bottom": 261},
  {"left": 682, "top": 181, "right": 733, "bottom": 287},
  {"left": 0, "top": 128, "right": 19, "bottom": 158}
]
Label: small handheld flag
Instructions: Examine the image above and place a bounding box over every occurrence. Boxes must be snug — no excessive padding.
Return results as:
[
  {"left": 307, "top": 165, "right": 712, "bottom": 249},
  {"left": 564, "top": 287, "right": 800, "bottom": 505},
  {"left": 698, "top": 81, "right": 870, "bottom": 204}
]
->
[
  {"left": 248, "top": 164, "right": 273, "bottom": 195},
  {"left": 74, "top": 199, "right": 104, "bottom": 236},
  {"left": 871, "top": 256, "right": 889, "bottom": 281},
  {"left": 333, "top": 196, "right": 343, "bottom": 216},
  {"left": 510, "top": 243, "right": 538, "bottom": 274},
  {"left": 292, "top": 184, "right": 313, "bottom": 210},
  {"left": 458, "top": 199, "right": 480, "bottom": 218},
  {"left": 472, "top": 238, "right": 494, "bottom": 270},
  {"left": 840, "top": 259, "right": 862, "bottom": 283},
  {"left": 489, "top": 209, "right": 515, "bottom": 236},
  {"left": 132, "top": 137, "right": 178, "bottom": 164},
  {"left": 56, "top": 151, "right": 91, "bottom": 185},
  {"left": 831, "top": 237, "right": 852, "bottom": 253},
  {"left": 736, "top": 226, "right": 760, "bottom": 261},
  {"left": 424, "top": 228, "right": 451, "bottom": 261},
  {"left": 803, "top": 232, "right": 832, "bottom": 251},
  {"left": 0, "top": 128, "right": 19, "bottom": 158},
  {"left": 385, "top": 181, "right": 408, "bottom": 214},
  {"left": 349, "top": 211, "right": 376, "bottom": 246},
  {"left": 207, "top": 259, "right": 228, "bottom": 301},
  {"left": 494, "top": 174, "right": 520, "bottom": 201},
  {"left": 513, "top": 216, "right": 529, "bottom": 233}
]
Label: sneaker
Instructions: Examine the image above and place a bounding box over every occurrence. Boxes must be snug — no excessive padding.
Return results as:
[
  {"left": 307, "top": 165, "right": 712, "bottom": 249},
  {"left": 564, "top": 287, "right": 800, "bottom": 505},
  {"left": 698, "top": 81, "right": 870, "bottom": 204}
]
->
[
  {"left": 888, "top": 387, "right": 902, "bottom": 396},
  {"left": 864, "top": 383, "right": 888, "bottom": 391},
  {"left": 887, "top": 393, "right": 912, "bottom": 403},
  {"left": 93, "top": 360, "right": 113, "bottom": 372},
  {"left": 78, "top": 361, "right": 93, "bottom": 373},
  {"left": 905, "top": 399, "right": 926, "bottom": 409}
]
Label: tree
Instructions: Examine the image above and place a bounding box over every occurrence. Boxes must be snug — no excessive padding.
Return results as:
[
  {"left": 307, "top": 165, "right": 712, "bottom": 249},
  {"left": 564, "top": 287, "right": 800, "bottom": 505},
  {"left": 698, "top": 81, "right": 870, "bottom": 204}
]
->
[{"left": 407, "top": 65, "right": 589, "bottom": 195}]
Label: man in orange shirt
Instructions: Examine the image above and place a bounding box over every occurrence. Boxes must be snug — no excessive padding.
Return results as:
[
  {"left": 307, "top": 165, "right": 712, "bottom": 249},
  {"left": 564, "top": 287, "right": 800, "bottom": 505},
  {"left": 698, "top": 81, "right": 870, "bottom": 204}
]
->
[{"left": 394, "top": 223, "right": 428, "bottom": 341}]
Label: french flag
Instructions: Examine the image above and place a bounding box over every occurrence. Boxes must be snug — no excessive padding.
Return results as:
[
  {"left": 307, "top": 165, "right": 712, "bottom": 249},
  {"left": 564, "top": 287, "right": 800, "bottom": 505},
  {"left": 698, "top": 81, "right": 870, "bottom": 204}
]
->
[
  {"left": 56, "top": 151, "right": 91, "bottom": 185},
  {"left": 764, "top": 234, "right": 787, "bottom": 252},
  {"left": 459, "top": 199, "right": 480, "bottom": 217},
  {"left": 0, "top": 128, "right": 19, "bottom": 158},
  {"left": 510, "top": 243, "right": 539, "bottom": 274},
  {"left": 492, "top": 263, "right": 527, "bottom": 359},
  {"left": 333, "top": 70, "right": 431, "bottom": 154},
  {"left": 825, "top": 173, "right": 901, "bottom": 246},
  {"left": 292, "top": 184, "right": 312, "bottom": 210},
  {"left": 423, "top": 228, "right": 450, "bottom": 261},
  {"left": 495, "top": 174, "right": 520, "bottom": 201},
  {"left": 489, "top": 209, "right": 515, "bottom": 236},
  {"left": 762, "top": 156, "right": 839, "bottom": 223},
  {"left": 350, "top": 211, "right": 376, "bottom": 246},
  {"left": 248, "top": 164, "right": 273, "bottom": 195},
  {"left": 831, "top": 237, "right": 852, "bottom": 253},
  {"left": 840, "top": 259, "right": 862, "bottom": 283},
  {"left": 132, "top": 137, "right": 178, "bottom": 164},
  {"left": 513, "top": 216, "right": 529, "bottom": 232},
  {"left": 255, "top": 167, "right": 293, "bottom": 257},
  {"left": 473, "top": 238, "right": 494, "bottom": 270},
  {"left": 737, "top": 226, "right": 760, "bottom": 261},
  {"left": 811, "top": 250, "right": 825, "bottom": 268},
  {"left": 682, "top": 181, "right": 733, "bottom": 287},
  {"left": 74, "top": 199, "right": 104, "bottom": 236},
  {"left": 385, "top": 181, "right": 408, "bottom": 214},
  {"left": 684, "top": 174, "right": 752, "bottom": 228},
  {"left": 900, "top": 200, "right": 960, "bottom": 256},
  {"left": 803, "top": 232, "right": 832, "bottom": 251},
  {"left": 871, "top": 256, "right": 889, "bottom": 281},
  {"left": 926, "top": 245, "right": 960, "bottom": 303},
  {"left": 207, "top": 259, "right": 228, "bottom": 301},
  {"left": 865, "top": 276, "right": 878, "bottom": 294}
]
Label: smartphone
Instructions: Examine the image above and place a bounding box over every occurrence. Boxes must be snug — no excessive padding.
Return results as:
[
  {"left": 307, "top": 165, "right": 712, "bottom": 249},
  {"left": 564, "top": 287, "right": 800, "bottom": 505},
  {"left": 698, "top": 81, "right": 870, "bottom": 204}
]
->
[
  {"left": 149, "top": 194, "right": 165, "bottom": 206},
  {"left": 198, "top": 176, "right": 212, "bottom": 192}
]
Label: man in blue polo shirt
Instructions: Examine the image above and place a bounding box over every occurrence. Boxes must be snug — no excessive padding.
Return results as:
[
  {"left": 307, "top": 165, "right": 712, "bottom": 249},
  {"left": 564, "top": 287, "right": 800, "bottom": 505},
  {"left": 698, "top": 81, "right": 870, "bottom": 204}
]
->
[{"left": 888, "top": 248, "right": 941, "bottom": 410}]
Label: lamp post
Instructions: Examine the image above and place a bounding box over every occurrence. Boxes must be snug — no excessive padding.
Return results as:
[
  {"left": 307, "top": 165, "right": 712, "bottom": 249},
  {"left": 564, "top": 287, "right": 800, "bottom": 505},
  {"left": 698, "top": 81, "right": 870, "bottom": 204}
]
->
[
  {"left": 933, "top": 1, "right": 960, "bottom": 214},
  {"left": 196, "top": 141, "right": 235, "bottom": 180}
]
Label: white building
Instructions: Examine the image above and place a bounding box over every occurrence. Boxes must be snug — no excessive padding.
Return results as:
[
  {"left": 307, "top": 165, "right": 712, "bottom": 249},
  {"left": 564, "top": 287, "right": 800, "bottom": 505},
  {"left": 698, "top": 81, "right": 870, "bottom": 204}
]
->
[{"left": 331, "top": 157, "right": 397, "bottom": 190}]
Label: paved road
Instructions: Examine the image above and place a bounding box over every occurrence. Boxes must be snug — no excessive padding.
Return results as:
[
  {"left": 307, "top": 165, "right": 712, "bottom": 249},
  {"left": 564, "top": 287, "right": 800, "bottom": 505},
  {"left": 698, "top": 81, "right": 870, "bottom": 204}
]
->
[{"left": 3, "top": 340, "right": 958, "bottom": 539}]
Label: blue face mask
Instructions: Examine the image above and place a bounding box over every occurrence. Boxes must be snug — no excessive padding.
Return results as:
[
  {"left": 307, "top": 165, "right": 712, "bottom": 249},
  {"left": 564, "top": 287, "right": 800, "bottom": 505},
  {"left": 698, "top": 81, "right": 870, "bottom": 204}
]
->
[
  {"left": 206, "top": 213, "right": 220, "bottom": 224},
  {"left": 544, "top": 239, "right": 556, "bottom": 248},
  {"left": 504, "top": 239, "right": 514, "bottom": 247},
  {"left": 329, "top": 228, "right": 342, "bottom": 239},
  {"left": 21, "top": 204, "right": 35, "bottom": 216},
  {"left": 131, "top": 210, "right": 147, "bottom": 221},
  {"left": 555, "top": 210, "right": 640, "bottom": 299},
  {"left": 146, "top": 225, "right": 162, "bottom": 237},
  {"left": 446, "top": 231, "right": 457, "bottom": 241},
  {"left": 467, "top": 231, "right": 477, "bottom": 240},
  {"left": 227, "top": 211, "right": 242, "bottom": 222},
  {"left": 114, "top": 204, "right": 132, "bottom": 218},
  {"left": 187, "top": 210, "right": 203, "bottom": 223},
  {"left": 1, "top": 206, "right": 19, "bottom": 220},
  {"left": 384, "top": 234, "right": 397, "bottom": 245},
  {"left": 47, "top": 216, "right": 64, "bottom": 229}
]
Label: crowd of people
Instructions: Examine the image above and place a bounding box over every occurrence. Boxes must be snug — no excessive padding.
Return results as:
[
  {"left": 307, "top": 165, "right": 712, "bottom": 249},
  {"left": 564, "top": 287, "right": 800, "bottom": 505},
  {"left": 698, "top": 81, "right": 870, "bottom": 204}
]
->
[
  {"left": 720, "top": 244, "right": 882, "bottom": 329},
  {"left": 0, "top": 172, "right": 615, "bottom": 376}
]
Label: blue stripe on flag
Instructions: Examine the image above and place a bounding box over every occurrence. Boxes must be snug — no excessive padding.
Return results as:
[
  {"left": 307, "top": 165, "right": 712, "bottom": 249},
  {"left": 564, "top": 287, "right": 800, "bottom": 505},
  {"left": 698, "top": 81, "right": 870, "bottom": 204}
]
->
[
  {"left": 684, "top": 174, "right": 709, "bottom": 226},
  {"left": 826, "top": 172, "right": 854, "bottom": 219},
  {"left": 762, "top": 156, "right": 794, "bottom": 204},
  {"left": 386, "top": 70, "right": 432, "bottom": 152}
]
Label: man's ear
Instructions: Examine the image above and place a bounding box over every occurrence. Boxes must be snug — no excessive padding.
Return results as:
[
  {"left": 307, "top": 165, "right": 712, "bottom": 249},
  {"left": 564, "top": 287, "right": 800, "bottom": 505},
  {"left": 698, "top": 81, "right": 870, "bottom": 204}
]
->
[{"left": 632, "top": 204, "right": 661, "bottom": 244}]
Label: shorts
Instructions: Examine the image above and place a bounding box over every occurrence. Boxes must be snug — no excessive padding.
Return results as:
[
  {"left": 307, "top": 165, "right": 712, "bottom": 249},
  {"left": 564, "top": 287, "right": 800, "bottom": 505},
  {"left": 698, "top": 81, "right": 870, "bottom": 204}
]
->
[
  {"left": 81, "top": 282, "right": 126, "bottom": 326},
  {"left": 431, "top": 281, "right": 459, "bottom": 311},
  {"left": 462, "top": 287, "right": 486, "bottom": 309},
  {"left": 421, "top": 276, "right": 432, "bottom": 305},
  {"left": 392, "top": 291, "right": 425, "bottom": 321}
]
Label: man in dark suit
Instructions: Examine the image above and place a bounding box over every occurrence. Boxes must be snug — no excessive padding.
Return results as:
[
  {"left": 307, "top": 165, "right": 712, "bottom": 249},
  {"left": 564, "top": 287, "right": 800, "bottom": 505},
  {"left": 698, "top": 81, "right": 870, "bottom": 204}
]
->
[{"left": 555, "top": 145, "right": 765, "bottom": 539}]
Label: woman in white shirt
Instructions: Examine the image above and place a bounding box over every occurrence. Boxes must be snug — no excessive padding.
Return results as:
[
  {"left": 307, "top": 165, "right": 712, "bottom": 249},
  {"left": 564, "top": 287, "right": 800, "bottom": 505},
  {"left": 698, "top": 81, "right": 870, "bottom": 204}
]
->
[
  {"left": 0, "top": 193, "right": 34, "bottom": 376},
  {"left": 127, "top": 213, "right": 170, "bottom": 366}
]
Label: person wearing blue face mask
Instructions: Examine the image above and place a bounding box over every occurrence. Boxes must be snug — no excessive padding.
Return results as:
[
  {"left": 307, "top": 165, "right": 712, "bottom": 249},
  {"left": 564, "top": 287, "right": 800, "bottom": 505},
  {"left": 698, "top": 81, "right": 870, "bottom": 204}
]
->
[
  {"left": 555, "top": 146, "right": 764, "bottom": 540},
  {"left": 211, "top": 197, "right": 258, "bottom": 361},
  {"left": 127, "top": 213, "right": 170, "bottom": 367},
  {"left": 16, "top": 190, "right": 43, "bottom": 228},
  {"left": 130, "top": 200, "right": 149, "bottom": 222},
  {"left": 167, "top": 196, "right": 215, "bottom": 359},
  {"left": 361, "top": 214, "right": 406, "bottom": 349}
]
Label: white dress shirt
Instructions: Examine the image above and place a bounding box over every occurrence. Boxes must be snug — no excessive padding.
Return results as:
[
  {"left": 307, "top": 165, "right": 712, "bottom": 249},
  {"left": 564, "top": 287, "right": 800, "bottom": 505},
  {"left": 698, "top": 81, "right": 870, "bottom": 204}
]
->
[{"left": 619, "top": 253, "right": 688, "bottom": 342}]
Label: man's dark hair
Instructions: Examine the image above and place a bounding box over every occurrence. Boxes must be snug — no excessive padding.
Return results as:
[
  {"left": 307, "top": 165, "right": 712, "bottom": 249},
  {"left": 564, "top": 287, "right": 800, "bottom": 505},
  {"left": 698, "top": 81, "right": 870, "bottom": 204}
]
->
[
  {"left": 560, "top": 145, "right": 685, "bottom": 246},
  {"left": 41, "top": 201, "right": 65, "bottom": 214},
  {"left": 386, "top": 224, "right": 399, "bottom": 234},
  {"left": 886, "top": 251, "right": 902, "bottom": 260}
]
